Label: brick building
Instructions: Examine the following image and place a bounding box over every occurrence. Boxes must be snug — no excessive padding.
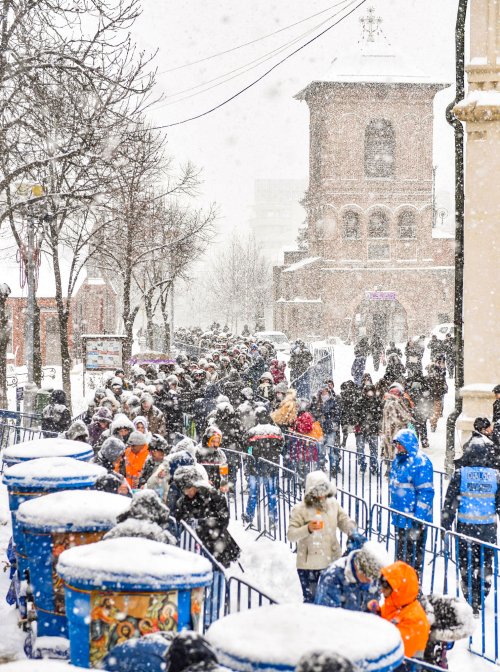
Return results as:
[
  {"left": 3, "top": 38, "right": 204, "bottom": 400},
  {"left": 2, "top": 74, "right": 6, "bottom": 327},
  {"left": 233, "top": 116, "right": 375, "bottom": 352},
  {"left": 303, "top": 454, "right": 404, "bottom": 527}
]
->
[
  {"left": 273, "top": 10, "right": 455, "bottom": 344},
  {"left": 5, "top": 269, "right": 118, "bottom": 367}
]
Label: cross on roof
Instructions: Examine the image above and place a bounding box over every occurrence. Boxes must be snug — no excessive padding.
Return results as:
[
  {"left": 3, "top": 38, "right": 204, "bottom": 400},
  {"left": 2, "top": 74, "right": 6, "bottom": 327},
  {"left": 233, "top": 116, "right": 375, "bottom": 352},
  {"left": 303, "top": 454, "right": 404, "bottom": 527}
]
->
[{"left": 360, "top": 6, "right": 383, "bottom": 43}]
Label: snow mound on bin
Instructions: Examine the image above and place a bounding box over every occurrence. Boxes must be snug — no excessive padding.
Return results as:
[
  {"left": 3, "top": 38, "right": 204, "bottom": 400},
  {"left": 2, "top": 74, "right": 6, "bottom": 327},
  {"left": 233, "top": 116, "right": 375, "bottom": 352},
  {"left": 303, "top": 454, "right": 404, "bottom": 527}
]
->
[
  {"left": 207, "top": 604, "right": 404, "bottom": 672},
  {"left": 57, "top": 537, "right": 212, "bottom": 588},
  {"left": 3, "top": 437, "right": 93, "bottom": 464},
  {"left": 2, "top": 457, "right": 105, "bottom": 487},
  {"left": 0, "top": 661, "right": 77, "bottom": 670},
  {"left": 17, "top": 489, "right": 130, "bottom": 530}
]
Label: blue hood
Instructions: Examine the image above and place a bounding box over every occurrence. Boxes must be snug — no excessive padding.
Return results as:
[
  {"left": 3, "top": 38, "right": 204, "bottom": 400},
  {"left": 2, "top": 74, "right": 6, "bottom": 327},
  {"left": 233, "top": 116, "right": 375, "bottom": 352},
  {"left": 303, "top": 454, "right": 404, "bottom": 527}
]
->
[{"left": 393, "top": 428, "right": 419, "bottom": 456}]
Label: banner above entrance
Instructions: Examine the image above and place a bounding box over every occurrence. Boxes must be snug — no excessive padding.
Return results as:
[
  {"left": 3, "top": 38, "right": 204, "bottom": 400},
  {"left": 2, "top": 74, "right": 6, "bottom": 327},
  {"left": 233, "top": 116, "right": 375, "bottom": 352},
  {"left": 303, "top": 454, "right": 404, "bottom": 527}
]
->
[{"left": 367, "top": 291, "right": 397, "bottom": 301}]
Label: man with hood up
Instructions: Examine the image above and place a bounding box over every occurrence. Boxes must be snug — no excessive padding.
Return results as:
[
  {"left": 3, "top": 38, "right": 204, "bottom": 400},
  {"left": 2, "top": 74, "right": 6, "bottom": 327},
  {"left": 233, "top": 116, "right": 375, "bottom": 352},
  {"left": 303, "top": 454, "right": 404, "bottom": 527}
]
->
[
  {"left": 287, "top": 470, "right": 356, "bottom": 603},
  {"left": 442, "top": 416, "right": 500, "bottom": 615},
  {"left": 315, "top": 545, "right": 383, "bottom": 612},
  {"left": 41, "top": 389, "right": 71, "bottom": 433},
  {"left": 390, "top": 428, "right": 434, "bottom": 577}
]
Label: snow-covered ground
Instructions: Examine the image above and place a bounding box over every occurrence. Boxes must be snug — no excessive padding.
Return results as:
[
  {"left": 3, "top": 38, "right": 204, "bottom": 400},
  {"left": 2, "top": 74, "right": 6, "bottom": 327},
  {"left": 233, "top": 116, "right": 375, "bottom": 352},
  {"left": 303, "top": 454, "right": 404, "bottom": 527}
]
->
[{"left": 0, "top": 343, "right": 497, "bottom": 669}]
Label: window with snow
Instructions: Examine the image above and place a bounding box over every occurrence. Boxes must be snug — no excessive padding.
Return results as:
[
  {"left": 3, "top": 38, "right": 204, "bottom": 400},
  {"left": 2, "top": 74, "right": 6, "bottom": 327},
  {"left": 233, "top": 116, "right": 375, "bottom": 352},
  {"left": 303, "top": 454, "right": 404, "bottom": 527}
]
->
[
  {"left": 342, "top": 211, "right": 360, "bottom": 239},
  {"left": 398, "top": 210, "right": 416, "bottom": 239},
  {"left": 365, "top": 119, "right": 395, "bottom": 179},
  {"left": 368, "top": 243, "right": 390, "bottom": 260},
  {"left": 368, "top": 211, "right": 389, "bottom": 238}
]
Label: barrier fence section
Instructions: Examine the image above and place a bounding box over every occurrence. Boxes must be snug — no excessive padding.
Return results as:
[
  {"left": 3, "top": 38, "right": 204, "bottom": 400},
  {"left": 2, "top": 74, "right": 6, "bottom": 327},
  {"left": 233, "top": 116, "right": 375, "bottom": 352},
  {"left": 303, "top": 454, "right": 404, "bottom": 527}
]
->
[
  {"left": 177, "top": 520, "right": 276, "bottom": 631},
  {"left": 368, "top": 503, "right": 500, "bottom": 665}
]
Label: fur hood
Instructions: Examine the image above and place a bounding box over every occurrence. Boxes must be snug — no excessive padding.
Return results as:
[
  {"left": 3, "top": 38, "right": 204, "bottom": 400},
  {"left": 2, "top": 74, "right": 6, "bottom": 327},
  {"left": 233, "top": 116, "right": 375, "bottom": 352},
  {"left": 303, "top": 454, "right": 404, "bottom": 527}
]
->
[
  {"left": 304, "top": 470, "right": 336, "bottom": 504},
  {"left": 422, "top": 594, "right": 476, "bottom": 642}
]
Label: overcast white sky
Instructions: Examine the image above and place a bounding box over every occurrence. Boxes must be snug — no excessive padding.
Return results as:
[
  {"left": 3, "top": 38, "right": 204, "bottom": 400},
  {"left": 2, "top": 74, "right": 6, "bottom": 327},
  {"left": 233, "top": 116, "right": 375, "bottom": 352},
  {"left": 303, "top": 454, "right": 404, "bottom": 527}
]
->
[{"left": 131, "top": 0, "right": 459, "bottom": 324}]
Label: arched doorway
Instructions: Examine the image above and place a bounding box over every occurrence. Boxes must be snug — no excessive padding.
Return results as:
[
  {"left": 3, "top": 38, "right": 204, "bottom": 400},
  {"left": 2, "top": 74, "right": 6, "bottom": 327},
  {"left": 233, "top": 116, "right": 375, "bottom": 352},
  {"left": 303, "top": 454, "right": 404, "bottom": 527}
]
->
[{"left": 351, "top": 296, "right": 408, "bottom": 345}]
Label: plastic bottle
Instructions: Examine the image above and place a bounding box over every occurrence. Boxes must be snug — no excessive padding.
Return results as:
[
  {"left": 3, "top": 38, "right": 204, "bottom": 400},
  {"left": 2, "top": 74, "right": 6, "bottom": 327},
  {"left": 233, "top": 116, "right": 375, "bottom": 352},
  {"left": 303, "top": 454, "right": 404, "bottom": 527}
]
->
[{"left": 311, "top": 510, "right": 324, "bottom": 549}]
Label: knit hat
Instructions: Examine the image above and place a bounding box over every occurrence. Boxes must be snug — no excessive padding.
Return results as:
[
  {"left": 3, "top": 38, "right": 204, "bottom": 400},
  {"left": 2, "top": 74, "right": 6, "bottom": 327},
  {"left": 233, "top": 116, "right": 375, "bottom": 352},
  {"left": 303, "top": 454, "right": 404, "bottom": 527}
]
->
[
  {"left": 133, "top": 415, "right": 149, "bottom": 432},
  {"left": 100, "top": 436, "right": 126, "bottom": 464},
  {"left": 164, "top": 631, "right": 218, "bottom": 672},
  {"left": 65, "top": 420, "right": 89, "bottom": 442},
  {"left": 296, "top": 651, "right": 356, "bottom": 672},
  {"left": 149, "top": 434, "right": 170, "bottom": 452},
  {"left": 173, "top": 465, "right": 208, "bottom": 491},
  {"left": 110, "top": 413, "right": 134, "bottom": 434},
  {"left": 127, "top": 430, "right": 151, "bottom": 447},
  {"left": 116, "top": 490, "right": 170, "bottom": 527},
  {"left": 92, "top": 407, "right": 113, "bottom": 424},
  {"left": 110, "top": 376, "right": 123, "bottom": 388},
  {"left": 202, "top": 425, "right": 222, "bottom": 448},
  {"left": 353, "top": 547, "right": 384, "bottom": 581},
  {"left": 240, "top": 387, "right": 254, "bottom": 401}
]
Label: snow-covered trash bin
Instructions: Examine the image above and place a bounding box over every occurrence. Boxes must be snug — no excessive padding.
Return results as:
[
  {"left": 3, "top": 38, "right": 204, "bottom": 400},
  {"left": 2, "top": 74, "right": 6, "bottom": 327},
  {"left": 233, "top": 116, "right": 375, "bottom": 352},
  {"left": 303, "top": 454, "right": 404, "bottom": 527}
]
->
[
  {"left": 3, "top": 437, "right": 94, "bottom": 468},
  {"left": 56, "top": 537, "right": 213, "bottom": 668},
  {"left": 3, "top": 458, "right": 106, "bottom": 587},
  {"left": 206, "top": 604, "right": 405, "bottom": 672},
  {"left": 0, "top": 661, "right": 79, "bottom": 671},
  {"left": 17, "top": 490, "right": 131, "bottom": 640}
]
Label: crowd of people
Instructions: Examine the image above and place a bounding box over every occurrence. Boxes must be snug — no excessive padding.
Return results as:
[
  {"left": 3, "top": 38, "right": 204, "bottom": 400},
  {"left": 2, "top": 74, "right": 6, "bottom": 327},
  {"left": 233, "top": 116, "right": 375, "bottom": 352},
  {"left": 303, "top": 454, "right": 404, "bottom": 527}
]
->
[{"left": 36, "top": 326, "right": 500, "bottom": 670}]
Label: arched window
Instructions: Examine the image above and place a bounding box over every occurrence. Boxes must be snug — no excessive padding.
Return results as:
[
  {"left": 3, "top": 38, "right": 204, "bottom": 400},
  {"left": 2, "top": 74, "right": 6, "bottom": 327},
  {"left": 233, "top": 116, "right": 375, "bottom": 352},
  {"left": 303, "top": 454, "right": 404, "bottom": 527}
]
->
[
  {"left": 398, "top": 210, "right": 416, "bottom": 239},
  {"left": 368, "top": 210, "right": 389, "bottom": 238},
  {"left": 342, "top": 211, "right": 360, "bottom": 239},
  {"left": 365, "top": 119, "right": 395, "bottom": 178}
]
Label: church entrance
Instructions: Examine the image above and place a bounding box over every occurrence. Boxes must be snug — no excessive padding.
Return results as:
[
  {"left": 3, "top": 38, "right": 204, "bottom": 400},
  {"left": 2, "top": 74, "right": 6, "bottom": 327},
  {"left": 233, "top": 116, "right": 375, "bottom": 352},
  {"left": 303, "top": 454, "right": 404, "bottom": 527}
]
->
[{"left": 351, "top": 295, "right": 408, "bottom": 345}]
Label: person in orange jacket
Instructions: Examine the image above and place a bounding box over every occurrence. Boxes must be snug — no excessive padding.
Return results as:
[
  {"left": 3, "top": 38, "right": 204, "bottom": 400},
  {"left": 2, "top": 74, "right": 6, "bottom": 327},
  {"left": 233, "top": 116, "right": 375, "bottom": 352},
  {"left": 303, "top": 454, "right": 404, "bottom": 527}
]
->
[
  {"left": 118, "top": 430, "right": 151, "bottom": 490},
  {"left": 368, "top": 560, "right": 430, "bottom": 660}
]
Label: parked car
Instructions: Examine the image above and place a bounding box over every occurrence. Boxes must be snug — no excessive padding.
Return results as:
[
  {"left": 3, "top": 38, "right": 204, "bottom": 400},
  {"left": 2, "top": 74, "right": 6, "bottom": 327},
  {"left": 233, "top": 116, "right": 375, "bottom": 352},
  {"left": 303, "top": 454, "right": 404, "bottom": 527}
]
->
[{"left": 254, "top": 331, "right": 290, "bottom": 354}]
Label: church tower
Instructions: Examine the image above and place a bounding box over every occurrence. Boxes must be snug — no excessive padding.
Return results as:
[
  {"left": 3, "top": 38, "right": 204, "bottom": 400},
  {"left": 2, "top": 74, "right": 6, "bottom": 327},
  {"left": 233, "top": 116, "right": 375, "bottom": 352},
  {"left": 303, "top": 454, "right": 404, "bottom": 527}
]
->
[{"left": 274, "top": 7, "right": 455, "bottom": 343}]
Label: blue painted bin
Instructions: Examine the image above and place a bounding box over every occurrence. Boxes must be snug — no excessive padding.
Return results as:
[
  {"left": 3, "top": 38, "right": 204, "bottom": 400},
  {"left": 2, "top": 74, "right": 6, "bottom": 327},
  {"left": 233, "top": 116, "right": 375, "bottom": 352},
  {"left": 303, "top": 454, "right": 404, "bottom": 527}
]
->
[
  {"left": 3, "top": 437, "right": 94, "bottom": 468},
  {"left": 57, "top": 538, "right": 213, "bottom": 669},
  {"left": 18, "top": 489, "right": 131, "bottom": 638},
  {"left": 207, "top": 604, "right": 405, "bottom": 672},
  {"left": 3, "top": 457, "right": 106, "bottom": 581}
]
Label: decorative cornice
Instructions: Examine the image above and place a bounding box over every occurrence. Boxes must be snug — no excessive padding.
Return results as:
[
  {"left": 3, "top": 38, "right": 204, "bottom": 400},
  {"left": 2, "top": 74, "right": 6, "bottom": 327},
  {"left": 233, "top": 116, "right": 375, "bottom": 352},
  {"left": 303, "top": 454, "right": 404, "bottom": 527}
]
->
[{"left": 454, "top": 87, "right": 500, "bottom": 122}]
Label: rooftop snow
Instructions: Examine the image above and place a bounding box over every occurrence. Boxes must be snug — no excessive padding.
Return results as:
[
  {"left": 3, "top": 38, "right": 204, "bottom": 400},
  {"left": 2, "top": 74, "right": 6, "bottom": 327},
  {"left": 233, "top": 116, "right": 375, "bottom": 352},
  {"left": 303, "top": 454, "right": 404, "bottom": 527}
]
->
[
  {"left": 17, "top": 489, "right": 130, "bottom": 530},
  {"left": 207, "top": 604, "right": 404, "bottom": 671},
  {"left": 456, "top": 89, "right": 500, "bottom": 108},
  {"left": 275, "top": 297, "right": 322, "bottom": 304},
  {"left": 3, "top": 456, "right": 105, "bottom": 487},
  {"left": 57, "top": 537, "right": 213, "bottom": 588}
]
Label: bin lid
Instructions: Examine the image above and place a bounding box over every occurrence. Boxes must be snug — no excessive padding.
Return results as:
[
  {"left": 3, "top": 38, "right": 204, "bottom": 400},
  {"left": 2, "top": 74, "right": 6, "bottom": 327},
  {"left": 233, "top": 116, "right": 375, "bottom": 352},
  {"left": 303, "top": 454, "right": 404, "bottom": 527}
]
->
[
  {"left": 17, "top": 489, "right": 131, "bottom": 532},
  {"left": 3, "top": 438, "right": 93, "bottom": 464},
  {"left": 57, "top": 537, "right": 213, "bottom": 590},
  {"left": 3, "top": 457, "right": 106, "bottom": 489},
  {"left": 207, "top": 605, "right": 404, "bottom": 672}
]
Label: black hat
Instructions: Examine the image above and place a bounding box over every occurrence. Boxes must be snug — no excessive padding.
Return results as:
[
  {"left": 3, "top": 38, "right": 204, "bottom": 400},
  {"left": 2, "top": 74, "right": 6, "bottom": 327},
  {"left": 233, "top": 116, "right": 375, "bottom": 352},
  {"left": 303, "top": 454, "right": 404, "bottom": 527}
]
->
[
  {"left": 493, "top": 384, "right": 500, "bottom": 394},
  {"left": 296, "top": 651, "right": 356, "bottom": 672},
  {"left": 164, "top": 631, "right": 217, "bottom": 672},
  {"left": 149, "top": 434, "right": 170, "bottom": 452},
  {"left": 473, "top": 417, "right": 492, "bottom": 432}
]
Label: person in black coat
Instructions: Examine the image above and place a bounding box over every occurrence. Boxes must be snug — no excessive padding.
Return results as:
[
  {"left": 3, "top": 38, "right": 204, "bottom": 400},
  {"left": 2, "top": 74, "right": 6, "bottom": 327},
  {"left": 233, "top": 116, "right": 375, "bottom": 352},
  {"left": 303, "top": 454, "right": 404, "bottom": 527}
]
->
[
  {"left": 492, "top": 384, "right": 500, "bottom": 423},
  {"left": 353, "top": 384, "right": 382, "bottom": 474},
  {"left": 370, "top": 334, "right": 384, "bottom": 372},
  {"left": 174, "top": 466, "right": 240, "bottom": 568},
  {"left": 164, "top": 631, "right": 225, "bottom": 672},
  {"left": 213, "top": 401, "right": 243, "bottom": 488},
  {"left": 41, "top": 389, "right": 72, "bottom": 434},
  {"left": 442, "top": 420, "right": 500, "bottom": 615},
  {"left": 289, "top": 340, "right": 313, "bottom": 382},
  {"left": 406, "top": 372, "right": 432, "bottom": 449}
]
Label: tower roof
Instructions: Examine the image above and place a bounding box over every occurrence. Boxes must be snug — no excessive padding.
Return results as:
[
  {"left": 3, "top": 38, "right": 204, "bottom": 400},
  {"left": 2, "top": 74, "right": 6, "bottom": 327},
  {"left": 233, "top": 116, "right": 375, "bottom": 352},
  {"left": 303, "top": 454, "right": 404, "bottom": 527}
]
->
[{"left": 296, "top": 6, "right": 449, "bottom": 97}]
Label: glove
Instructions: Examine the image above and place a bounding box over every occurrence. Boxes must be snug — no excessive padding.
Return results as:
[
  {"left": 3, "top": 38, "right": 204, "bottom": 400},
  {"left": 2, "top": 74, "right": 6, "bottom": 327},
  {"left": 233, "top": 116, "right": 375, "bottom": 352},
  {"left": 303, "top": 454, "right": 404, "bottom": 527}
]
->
[
  {"left": 367, "top": 600, "right": 381, "bottom": 615},
  {"left": 346, "top": 531, "right": 367, "bottom": 552}
]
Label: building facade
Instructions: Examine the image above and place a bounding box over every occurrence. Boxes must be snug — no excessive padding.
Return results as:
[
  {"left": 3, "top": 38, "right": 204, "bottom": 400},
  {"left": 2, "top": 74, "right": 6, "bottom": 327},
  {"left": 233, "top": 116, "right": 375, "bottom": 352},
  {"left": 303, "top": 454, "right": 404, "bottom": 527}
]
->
[{"left": 274, "top": 10, "right": 455, "bottom": 344}]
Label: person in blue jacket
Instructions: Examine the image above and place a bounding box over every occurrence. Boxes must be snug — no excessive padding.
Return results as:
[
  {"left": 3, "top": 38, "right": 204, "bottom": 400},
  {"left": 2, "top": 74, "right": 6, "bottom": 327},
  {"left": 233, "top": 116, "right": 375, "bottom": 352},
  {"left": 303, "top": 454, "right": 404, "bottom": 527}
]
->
[
  {"left": 389, "top": 428, "right": 434, "bottom": 577},
  {"left": 315, "top": 546, "right": 383, "bottom": 611},
  {"left": 441, "top": 417, "right": 500, "bottom": 615}
]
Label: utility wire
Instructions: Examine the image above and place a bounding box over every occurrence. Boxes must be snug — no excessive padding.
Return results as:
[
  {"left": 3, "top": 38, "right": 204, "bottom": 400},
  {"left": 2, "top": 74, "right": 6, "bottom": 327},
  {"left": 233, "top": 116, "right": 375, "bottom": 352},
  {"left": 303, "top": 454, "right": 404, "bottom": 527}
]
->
[
  {"left": 155, "top": 0, "right": 353, "bottom": 108},
  {"left": 150, "top": 0, "right": 367, "bottom": 130},
  {"left": 159, "top": 0, "right": 357, "bottom": 74}
]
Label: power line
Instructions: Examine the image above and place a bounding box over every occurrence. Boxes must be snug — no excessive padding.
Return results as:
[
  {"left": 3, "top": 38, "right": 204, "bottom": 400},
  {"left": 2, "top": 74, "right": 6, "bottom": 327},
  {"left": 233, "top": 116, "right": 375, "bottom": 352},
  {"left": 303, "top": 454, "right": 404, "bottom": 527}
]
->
[
  {"left": 158, "top": 0, "right": 357, "bottom": 74},
  {"left": 154, "top": 0, "right": 353, "bottom": 109},
  {"left": 150, "top": 0, "right": 367, "bottom": 130}
]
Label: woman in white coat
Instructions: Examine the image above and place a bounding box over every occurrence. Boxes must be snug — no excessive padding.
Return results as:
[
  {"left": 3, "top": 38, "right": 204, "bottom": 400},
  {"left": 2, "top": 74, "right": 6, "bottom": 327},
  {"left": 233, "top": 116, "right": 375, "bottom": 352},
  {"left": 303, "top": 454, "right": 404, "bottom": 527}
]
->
[{"left": 287, "top": 470, "right": 357, "bottom": 603}]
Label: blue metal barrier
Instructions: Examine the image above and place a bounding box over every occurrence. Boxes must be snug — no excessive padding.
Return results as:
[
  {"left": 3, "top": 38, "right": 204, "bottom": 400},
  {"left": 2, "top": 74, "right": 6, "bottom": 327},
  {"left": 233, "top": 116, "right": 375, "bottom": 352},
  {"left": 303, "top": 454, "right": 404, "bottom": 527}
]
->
[
  {"left": 290, "top": 354, "right": 333, "bottom": 398},
  {"left": 225, "top": 575, "right": 277, "bottom": 614}
]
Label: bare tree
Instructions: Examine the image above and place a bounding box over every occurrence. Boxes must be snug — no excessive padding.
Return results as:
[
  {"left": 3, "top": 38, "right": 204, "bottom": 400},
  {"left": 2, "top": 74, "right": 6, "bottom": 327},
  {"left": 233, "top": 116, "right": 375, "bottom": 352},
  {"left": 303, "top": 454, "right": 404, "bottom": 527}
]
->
[{"left": 207, "top": 232, "right": 271, "bottom": 333}]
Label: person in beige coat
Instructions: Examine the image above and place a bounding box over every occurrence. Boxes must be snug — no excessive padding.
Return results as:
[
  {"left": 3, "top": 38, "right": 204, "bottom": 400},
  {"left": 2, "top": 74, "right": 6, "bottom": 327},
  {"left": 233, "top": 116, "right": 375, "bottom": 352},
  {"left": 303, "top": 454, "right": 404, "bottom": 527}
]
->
[{"left": 287, "top": 470, "right": 357, "bottom": 603}]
